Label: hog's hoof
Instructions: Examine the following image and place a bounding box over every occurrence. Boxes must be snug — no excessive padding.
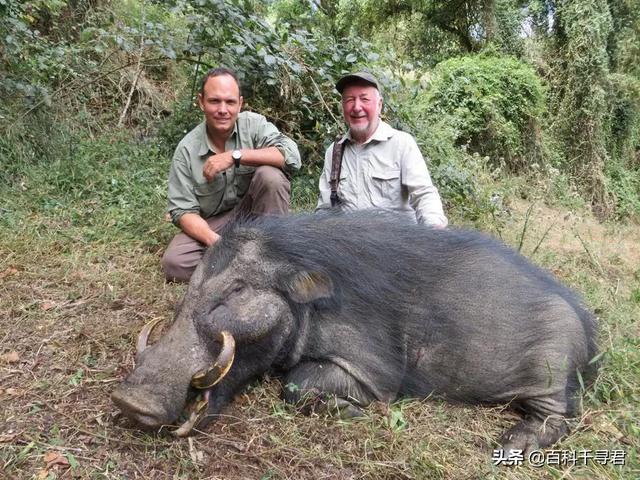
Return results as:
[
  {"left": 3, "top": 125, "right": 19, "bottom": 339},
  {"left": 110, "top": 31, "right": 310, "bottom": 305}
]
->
[
  {"left": 323, "top": 396, "right": 365, "bottom": 419},
  {"left": 499, "top": 417, "right": 569, "bottom": 455},
  {"left": 292, "top": 388, "right": 364, "bottom": 419}
]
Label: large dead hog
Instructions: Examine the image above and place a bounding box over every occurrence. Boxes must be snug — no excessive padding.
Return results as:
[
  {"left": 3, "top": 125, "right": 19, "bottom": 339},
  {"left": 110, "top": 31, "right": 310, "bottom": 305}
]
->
[{"left": 112, "top": 211, "right": 597, "bottom": 452}]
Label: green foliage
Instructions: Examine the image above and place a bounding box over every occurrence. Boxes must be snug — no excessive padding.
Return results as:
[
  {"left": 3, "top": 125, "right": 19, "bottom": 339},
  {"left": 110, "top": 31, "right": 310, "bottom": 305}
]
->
[
  {"left": 492, "top": 0, "right": 527, "bottom": 56},
  {"left": 418, "top": 54, "right": 546, "bottom": 172},
  {"left": 0, "top": 97, "right": 171, "bottom": 249},
  {"left": 0, "top": 0, "right": 86, "bottom": 106},
  {"left": 605, "top": 73, "right": 640, "bottom": 167},
  {"left": 156, "top": 100, "right": 202, "bottom": 156},
  {"left": 606, "top": 161, "right": 640, "bottom": 220},
  {"left": 604, "top": 73, "right": 640, "bottom": 219},
  {"left": 551, "top": 0, "right": 614, "bottom": 218},
  {"left": 1, "top": 0, "right": 190, "bottom": 132},
  {"left": 1, "top": 0, "right": 638, "bottom": 225},
  {"left": 1, "top": 2, "right": 640, "bottom": 477},
  {"left": 386, "top": 402, "right": 408, "bottom": 432},
  {"left": 154, "top": 0, "right": 379, "bottom": 169},
  {"left": 337, "top": 0, "right": 464, "bottom": 66},
  {"left": 339, "top": 0, "right": 527, "bottom": 64},
  {"left": 389, "top": 85, "right": 511, "bottom": 224},
  {"left": 607, "top": 0, "right": 640, "bottom": 77},
  {"left": 291, "top": 164, "right": 323, "bottom": 212}
]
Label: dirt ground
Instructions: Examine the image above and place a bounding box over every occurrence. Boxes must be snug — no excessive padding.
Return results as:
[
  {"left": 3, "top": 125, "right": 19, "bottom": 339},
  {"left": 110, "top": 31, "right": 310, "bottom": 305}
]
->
[{"left": 1, "top": 202, "right": 638, "bottom": 479}]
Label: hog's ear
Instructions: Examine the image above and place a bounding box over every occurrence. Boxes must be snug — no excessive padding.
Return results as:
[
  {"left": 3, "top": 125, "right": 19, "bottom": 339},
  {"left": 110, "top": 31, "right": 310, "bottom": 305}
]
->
[{"left": 285, "top": 271, "right": 334, "bottom": 303}]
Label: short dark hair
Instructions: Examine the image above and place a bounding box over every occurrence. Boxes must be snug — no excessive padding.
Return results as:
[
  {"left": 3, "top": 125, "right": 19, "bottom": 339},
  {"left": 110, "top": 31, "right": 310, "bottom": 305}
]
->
[{"left": 199, "top": 67, "right": 242, "bottom": 96}]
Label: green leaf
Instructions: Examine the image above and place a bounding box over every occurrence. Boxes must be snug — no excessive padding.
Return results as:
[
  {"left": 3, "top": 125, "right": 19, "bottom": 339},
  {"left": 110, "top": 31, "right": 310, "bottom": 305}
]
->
[
  {"left": 67, "top": 453, "right": 80, "bottom": 469},
  {"left": 69, "top": 368, "right": 84, "bottom": 386},
  {"left": 346, "top": 53, "right": 357, "bottom": 63}
]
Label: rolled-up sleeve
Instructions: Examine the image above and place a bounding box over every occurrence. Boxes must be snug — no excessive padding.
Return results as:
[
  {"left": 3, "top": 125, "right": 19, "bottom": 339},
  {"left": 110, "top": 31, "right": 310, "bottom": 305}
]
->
[
  {"left": 252, "top": 115, "right": 301, "bottom": 173},
  {"left": 401, "top": 135, "right": 448, "bottom": 227},
  {"left": 167, "top": 147, "right": 199, "bottom": 225}
]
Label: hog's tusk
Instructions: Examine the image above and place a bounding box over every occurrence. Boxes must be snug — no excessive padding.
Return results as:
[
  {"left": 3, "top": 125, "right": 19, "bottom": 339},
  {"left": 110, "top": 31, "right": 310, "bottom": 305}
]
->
[
  {"left": 191, "top": 331, "right": 236, "bottom": 389},
  {"left": 136, "top": 317, "right": 164, "bottom": 356},
  {"left": 173, "top": 390, "right": 211, "bottom": 437}
]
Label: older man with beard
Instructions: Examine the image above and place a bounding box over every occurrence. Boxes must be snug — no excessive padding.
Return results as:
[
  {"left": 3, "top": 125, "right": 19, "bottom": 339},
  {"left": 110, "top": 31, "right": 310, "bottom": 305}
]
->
[{"left": 316, "top": 72, "right": 447, "bottom": 227}]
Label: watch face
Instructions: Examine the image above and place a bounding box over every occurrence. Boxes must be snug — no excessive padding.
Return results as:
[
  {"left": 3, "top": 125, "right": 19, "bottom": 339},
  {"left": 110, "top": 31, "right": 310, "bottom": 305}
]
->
[{"left": 232, "top": 150, "right": 241, "bottom": 160}]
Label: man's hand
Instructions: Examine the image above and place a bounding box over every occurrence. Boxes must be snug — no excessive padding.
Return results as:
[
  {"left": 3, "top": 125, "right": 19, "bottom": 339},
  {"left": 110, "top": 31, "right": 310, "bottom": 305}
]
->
[
  {"left": 203, "top": 230, "right": 221, "bottom": 247},
  {"left": 203, "top": 151, "right": 233, "bottom": 182},
  {"left": 178, "top": 213, "right": 221, "bottom": 247}
]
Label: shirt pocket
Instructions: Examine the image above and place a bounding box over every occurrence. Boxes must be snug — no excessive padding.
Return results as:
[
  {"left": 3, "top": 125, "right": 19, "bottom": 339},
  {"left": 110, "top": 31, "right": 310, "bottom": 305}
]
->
[
  {"left": 335, "top": 170, "right": 356, "bottom": 206},
  {"left": 234, "top": 165, "right": 256, "bottom": 198},
  {"left": 369, "top": 168, "right": 401, "bottom": 208},
  {"left": 194, "top": 176, "right": 226, "bottom": 218}
]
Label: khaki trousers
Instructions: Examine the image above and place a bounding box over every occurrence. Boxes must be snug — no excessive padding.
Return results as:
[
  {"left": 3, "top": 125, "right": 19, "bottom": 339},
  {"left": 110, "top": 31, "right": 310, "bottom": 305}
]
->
[{"left": 162, "top": 166, "right": 290, "bottom": 282}]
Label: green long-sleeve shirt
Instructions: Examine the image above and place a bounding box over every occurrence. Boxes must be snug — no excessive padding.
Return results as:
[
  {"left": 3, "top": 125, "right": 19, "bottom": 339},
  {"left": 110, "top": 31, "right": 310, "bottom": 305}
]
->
[{"left": 167, "top": 112, "right": 301, "bottom": 224}]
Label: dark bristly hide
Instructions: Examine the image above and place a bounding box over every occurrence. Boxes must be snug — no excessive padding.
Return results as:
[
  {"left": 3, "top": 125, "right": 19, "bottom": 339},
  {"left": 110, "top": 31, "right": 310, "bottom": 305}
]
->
[{"left": 112, "top": 210, "right": 597, "bottom": 452}]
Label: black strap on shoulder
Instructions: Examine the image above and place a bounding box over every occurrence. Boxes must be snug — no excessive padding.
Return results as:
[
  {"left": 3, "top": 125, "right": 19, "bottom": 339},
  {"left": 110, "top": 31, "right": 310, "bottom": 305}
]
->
[{"left": 329, "top": 135, "right": 346, "bottom": 207}]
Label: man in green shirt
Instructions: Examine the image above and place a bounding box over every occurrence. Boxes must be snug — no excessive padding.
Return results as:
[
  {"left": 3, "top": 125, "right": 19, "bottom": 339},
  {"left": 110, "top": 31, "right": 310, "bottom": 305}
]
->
[{"left": 162, "top": 67, "right": 301, "bottom": 282}]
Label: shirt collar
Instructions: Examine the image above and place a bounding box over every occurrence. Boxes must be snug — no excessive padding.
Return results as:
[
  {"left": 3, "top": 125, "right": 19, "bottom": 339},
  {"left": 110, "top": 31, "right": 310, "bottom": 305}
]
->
[
  {"left": 196, "top": 122, "right": 210, "bottom": 157},
  {"left": 196, "top": 120, "right": 239, "bottom": 156}
]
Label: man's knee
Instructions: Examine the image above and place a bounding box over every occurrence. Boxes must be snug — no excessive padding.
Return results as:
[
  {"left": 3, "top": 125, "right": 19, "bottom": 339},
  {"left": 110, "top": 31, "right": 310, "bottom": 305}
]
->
[
  {"left": 161, "top": 249, "right": 192, "bottom": 283},
  {"left": 251, "top": 166, "right": 290, "bottom": 193}
]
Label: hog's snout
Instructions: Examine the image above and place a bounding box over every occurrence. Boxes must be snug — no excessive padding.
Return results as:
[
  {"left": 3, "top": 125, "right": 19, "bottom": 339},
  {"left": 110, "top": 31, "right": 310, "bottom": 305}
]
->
[{"left": 112, "top": 382, "right": 184, "bottom": 430}]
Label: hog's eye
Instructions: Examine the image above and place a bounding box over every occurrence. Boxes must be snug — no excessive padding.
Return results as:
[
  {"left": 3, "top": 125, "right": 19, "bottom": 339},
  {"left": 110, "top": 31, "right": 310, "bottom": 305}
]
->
[{"left": 224, "top": 280, "right": 245, "bottom": 298}]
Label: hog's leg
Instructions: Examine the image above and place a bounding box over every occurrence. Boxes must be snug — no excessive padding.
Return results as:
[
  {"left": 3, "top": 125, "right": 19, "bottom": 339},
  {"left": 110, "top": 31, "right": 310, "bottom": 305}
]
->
[
  {"left": 499, "top": 394, "right": 570, "bottom": 454},
  {"left": 283, "top": 360, "right": 376, "bottom": 419}
]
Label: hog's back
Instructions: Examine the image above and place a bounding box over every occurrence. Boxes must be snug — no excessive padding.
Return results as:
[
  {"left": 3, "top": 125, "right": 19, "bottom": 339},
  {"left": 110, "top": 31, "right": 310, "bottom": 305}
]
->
[{"left": 402, "top": 229, "right": 594, "bottom": 403}]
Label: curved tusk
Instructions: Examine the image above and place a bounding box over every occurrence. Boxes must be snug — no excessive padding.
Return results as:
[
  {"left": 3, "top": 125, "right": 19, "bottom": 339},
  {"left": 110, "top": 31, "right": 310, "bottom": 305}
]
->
[
  {"left": 136, "top": 317, "right": 164, "bottom": 356},
  {"left": 173, "top": 391, "right": 211, "bottom": 437},
  {"left": 191, "top": 331, "right": 236, "bottom": 389}
]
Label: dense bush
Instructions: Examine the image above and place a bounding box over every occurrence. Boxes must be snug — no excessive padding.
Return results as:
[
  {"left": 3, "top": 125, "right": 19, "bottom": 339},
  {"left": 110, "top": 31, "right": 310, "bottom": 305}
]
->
[
  {"left": 549, "top": 0, "right": 615, "bottom": 218},
  {"left": 1, "top": 0, "right": 638, "bottom": 223},
  {"left": 152, "top": 0, "right": 381, "bottom": 170},
  {"left": 418, "top": 54, "right": 546, "bottom": 172},
  {"left": 604, "top": 73, "right": 640, "bottom": 219},
  {"left": 605, "top": 73, "right": 640, "bottom": 168}
]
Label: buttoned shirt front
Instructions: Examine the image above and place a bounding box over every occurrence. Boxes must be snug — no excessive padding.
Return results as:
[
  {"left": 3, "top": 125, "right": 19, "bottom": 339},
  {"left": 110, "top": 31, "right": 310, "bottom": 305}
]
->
[
  {"left": 168, "top": 111, "right": 301, "bottom": 224},
  {"left": 316, "top": 121, "right": 447, "bottom": 226}
]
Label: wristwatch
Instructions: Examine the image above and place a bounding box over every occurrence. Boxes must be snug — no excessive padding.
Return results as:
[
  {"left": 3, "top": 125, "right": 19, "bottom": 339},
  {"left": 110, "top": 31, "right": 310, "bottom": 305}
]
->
[{"left": 231, "top": 149, "right": 242, "bottom": 168}]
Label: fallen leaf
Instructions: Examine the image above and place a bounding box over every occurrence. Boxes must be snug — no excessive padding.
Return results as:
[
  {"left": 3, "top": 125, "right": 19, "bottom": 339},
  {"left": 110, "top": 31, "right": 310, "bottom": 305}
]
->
[
  {"left": 0, "top": 431, "right": 19, "bottom": 442},
  {"left": 0, "top": 267, "right": 18, "bottom": 279},
  {"left": 43, "top": 450, "right": 70, "bottom": 468},
  {"left": 43, "top": 451, "right": 60, "bottom": 463},
  {"left": 40, "top": 302, "right": 55, "bottom": 311},
  {"left": 37, "top": 469, "right": 49, "bottom": 479},
  {"left": 1, "top": 351, "right": 19, "bottom": 363}
]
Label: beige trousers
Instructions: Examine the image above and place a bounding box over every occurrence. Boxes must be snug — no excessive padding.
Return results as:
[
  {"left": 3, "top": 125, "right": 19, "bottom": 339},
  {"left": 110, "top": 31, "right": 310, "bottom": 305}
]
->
[{"left": 161, "top": 166, "right": 290, "bottom": 282}]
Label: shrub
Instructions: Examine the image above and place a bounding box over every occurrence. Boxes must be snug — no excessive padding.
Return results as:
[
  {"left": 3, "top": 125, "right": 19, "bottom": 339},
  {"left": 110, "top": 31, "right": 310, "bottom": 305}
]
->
[
  {"left": 605, "top": 73, "right": 640, "bottom": 169},
  {"left": 419, "top": 54, "right": 546, "bottom": 172}
]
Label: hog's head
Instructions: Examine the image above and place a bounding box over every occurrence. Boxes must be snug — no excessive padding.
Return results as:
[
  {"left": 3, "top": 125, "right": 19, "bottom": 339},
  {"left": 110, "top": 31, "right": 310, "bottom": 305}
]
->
[{"left": 111, "top": 226, "right": 333, "bottom": 435}]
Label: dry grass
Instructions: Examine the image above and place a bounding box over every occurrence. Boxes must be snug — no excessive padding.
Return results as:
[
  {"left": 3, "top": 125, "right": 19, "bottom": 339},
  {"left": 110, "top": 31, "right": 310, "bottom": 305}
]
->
[{"left": 1, "top": 202, "right": 638, "bottom": 479}]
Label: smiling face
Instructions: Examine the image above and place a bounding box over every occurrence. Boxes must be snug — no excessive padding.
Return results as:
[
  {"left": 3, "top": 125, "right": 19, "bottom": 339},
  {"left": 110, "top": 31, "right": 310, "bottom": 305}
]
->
[
  {"left": 341, "top": 82, "right": 382, "bottom": 143},
  {"left": 197, "top": 74, "right": 243, "bottom": 140}
]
